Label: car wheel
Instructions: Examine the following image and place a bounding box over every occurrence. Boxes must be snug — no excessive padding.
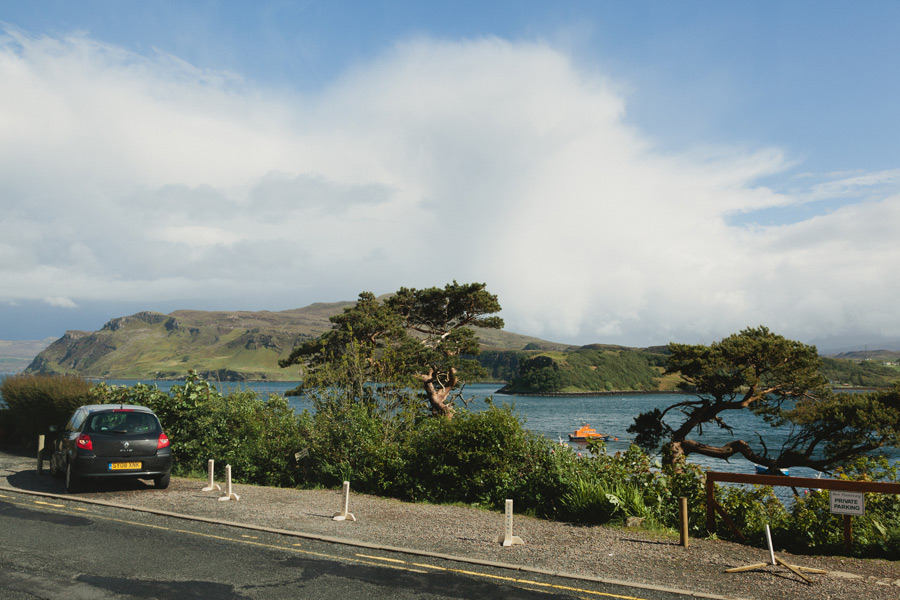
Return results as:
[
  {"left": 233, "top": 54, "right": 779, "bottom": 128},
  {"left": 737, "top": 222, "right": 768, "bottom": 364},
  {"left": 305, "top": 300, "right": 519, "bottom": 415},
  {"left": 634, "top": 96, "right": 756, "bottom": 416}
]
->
[
  {"left": 154, "top": 472, "right": 171, "bottom": 489},
  {"left": 65, "top": 461, "right": 81, "bottom": 493}
]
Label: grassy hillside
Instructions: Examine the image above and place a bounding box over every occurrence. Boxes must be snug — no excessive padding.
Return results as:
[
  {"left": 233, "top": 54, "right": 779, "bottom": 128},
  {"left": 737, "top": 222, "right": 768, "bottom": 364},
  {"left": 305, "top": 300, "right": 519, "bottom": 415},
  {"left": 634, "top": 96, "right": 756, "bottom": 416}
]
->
[
  {"left": 493, "top": 348, "right": 900, "bottom": 395},
  {"left": 25, "top": 304, "right": 562, "bottom": 381},
  {"left": 820, "top": 356, "right": 900, "bottom": 388},
  {"left": 828, "top": 349, "right": 900, "bottom": 363},
  {"left": 25, "top": 307, "right": 345, "bottom": 380},
  {"left": 496, "top": 346, "right": 672, "bottom": 394}
]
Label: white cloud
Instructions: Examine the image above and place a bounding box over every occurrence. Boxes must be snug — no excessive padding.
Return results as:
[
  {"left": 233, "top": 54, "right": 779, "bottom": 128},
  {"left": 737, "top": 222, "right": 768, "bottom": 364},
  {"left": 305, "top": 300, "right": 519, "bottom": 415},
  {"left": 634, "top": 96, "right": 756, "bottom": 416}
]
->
[
  {"left": 43, "top": 296, "right": 78, "bottom": 309},
  {"left": 1, "top": 28, "right": 898, "bottom": 345},
  {"left": 805, "top": 168, "right": 900, "bottom": 202},
  {"left": 152, "top": 225, "right": 241, "bottom": 248}
]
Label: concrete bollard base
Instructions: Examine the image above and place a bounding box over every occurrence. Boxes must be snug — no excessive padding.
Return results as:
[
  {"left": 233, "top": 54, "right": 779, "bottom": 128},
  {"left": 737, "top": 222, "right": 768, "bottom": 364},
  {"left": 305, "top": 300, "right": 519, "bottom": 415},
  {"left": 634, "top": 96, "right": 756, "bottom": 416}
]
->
[
  {"left": 333, "top": 481, "right": 356, "bottom": 521},
  {"left": 202, "top": 458, "right": 222, "bottom": 492},
  {"left": 218, "top": 464, "right": 240, "bottom": 501},
  {"left": 494, "top": 499, "right": 524, "bottom": 547}
]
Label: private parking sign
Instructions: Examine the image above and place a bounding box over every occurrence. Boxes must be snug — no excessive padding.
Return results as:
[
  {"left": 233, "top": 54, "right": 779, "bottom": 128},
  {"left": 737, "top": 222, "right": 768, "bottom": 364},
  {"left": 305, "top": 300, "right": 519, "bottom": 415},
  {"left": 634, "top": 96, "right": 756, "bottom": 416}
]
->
[{"left": 830, "top": 490, "right": 865, "bottom": 516}]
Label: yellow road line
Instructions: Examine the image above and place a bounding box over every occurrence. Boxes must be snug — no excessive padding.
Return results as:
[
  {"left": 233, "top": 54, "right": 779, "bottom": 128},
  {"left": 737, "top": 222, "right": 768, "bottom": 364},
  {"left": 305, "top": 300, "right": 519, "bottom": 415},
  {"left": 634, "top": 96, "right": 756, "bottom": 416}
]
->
[
  {"left": 357, "top": 553, "right": 407, "bottom": 564},
  {"left": 358, "top": 554, "right": 646, "bottom": 599}
]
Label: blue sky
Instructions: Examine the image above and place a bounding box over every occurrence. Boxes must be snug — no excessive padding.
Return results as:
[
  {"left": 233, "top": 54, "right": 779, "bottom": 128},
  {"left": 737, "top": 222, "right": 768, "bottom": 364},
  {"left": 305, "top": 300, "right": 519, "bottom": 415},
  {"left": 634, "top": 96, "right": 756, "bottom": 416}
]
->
[{"left": 1, "top": 1, "right": 899, "bottom": 350}]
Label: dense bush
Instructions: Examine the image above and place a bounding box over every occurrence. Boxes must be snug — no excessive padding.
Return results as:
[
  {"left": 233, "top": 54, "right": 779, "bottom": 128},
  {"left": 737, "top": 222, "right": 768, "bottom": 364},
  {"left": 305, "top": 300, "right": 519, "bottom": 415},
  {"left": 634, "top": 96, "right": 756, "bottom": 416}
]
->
[
  {"left": 395, "top": 402, "right": 540, "bottom": 505},
  {"left": 712, "top": 483, "right": 790, "bottom": 543},
  {"left": 552, "top": 443, "right": 706, "bottom": 530},
  {"left": 0, "top": 374, "right": 93, "bottom": 448},
  {"left": 293, "top": 390, "right": 409, "bottom": 492},
  {"left": 785, "top": 456, "right": 900, "bottom": 557},
  {"left": 709, "top": 455, "right": 900, "bottom": 558},
  {"left": 90, "top": 372, "right": 308, "bottom": 486}
]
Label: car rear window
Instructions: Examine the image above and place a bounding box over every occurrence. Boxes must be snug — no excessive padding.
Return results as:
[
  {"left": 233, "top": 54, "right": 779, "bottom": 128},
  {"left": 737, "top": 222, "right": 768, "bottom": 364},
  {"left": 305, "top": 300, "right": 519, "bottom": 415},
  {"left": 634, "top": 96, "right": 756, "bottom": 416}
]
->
[{"left": 86, "top": 411, "right": 159, "bottom": 434}]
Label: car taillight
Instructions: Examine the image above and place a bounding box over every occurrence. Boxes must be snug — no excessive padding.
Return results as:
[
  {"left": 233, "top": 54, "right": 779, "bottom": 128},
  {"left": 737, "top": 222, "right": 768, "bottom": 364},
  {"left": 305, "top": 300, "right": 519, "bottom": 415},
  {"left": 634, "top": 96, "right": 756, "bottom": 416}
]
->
[
  {"left": 157, "top": 433, "right": 170, "bottom": 449},
  {"left": 76, "top": 434, "right": 93, "bottom": 450}
]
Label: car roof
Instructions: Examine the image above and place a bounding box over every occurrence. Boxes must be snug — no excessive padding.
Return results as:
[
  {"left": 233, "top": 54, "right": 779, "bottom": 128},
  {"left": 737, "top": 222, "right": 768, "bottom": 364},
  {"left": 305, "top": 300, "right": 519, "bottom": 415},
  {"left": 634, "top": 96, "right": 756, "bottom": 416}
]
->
[{"left": 79, "top": 404, "right": 156, "bottom": 415}]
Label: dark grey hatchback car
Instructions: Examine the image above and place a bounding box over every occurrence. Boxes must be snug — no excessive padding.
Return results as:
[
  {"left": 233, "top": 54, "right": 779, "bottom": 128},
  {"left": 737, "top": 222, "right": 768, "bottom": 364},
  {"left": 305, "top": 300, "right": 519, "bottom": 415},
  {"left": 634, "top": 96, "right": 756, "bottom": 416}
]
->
[{"left": 49, "top": 404, "right": 172, "bottom": 493}]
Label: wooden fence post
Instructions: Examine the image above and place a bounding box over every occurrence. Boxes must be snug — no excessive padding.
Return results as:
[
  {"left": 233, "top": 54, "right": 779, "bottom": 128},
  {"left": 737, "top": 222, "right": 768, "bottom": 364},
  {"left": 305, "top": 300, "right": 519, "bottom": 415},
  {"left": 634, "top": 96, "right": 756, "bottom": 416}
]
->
[
  {"left": 843, "top": 515, "right": 853, "bottom": 554},
  {"left": 679, "top": 497, "right": 689, "bottom": 547}
]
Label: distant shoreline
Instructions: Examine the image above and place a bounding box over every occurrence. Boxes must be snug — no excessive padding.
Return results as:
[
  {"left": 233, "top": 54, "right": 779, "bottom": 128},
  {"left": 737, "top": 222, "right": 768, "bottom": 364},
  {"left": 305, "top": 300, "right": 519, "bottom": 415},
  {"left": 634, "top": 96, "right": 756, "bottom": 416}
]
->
[
  {"left": 496, "top": 386, "right": 890, "bottom": 397},
  {"left": 495, "top": 389, "right": 678, "bottom": 397}
]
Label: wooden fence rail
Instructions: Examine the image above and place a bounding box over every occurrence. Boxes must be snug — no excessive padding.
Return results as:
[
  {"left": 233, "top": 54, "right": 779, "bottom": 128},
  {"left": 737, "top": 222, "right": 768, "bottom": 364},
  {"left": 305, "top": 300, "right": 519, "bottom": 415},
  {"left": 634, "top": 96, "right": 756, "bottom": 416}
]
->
[{"left": 705, "top": 471, "right": 900, "bottom": 548}]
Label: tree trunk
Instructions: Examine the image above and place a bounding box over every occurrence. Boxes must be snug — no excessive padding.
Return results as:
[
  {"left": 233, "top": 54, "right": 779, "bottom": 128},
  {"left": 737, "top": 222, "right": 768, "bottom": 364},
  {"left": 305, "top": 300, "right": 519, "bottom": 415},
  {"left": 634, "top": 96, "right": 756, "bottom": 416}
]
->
[
  {"left": 419, "top": 367, "right": 457, "bottom": 419},
  {"left": 424, "top": 381, "right": 454, "bottom": 418}
]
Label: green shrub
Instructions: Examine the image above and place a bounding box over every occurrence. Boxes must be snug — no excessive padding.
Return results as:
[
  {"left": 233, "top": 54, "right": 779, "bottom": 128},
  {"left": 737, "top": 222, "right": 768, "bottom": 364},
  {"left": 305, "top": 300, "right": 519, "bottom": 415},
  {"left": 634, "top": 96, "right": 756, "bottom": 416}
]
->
[
  {"left": 90, "top": 372, "right": 308, "bottom": 487},
  {"left": 211, "top": 391, "right": 308, "bottom": 487},
  {"left": 503, "top": 435, "right": 583, "bottom": 519},
  {"left": 561, "top": 477, "right": 645, "bottom": 524},
  {"left": 0, "top": 374, "right": 93, "bottom": 448},
  {"left": 704, "top": 455, "right": 900, "bottom": 559},
  {"left": 714, "top": 483, "right": 790, "bottom": 545},
  {"left": 783, "top": 456, "right": 900, "bottom": 558},
  {"left": 396, "top": 402, "right": 541, "bottom": 507},
  {"left": 554, "top": 443, "right": 705, "bottom": 529},
  {"left": 295, "top": 394, "right": 402, "bottom": 491}
]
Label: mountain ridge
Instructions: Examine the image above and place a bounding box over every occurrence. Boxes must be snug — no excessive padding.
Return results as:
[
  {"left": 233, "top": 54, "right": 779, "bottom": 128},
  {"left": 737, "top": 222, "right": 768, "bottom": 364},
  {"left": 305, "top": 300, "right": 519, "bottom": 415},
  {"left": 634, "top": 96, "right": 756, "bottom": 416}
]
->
[
  {"left": 10, "top": 306, "right": 900, "bottom": 389},
  {"left": 22, "top": 304, "right": 566, "bottom": 381}
]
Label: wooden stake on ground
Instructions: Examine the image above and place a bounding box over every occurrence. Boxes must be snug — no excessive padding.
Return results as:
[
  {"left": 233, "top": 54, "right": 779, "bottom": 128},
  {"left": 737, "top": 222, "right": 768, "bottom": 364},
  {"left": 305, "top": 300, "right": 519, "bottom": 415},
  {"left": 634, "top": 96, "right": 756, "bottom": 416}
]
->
[
  {"left": 725, "top": 563, "right": 770, "bottom": 573},
  {"left": 775, "top": 557, "right": 815, "bottom": 584},
  {"left": 725, "top": 523, "right": 826, "bottom": 584}
]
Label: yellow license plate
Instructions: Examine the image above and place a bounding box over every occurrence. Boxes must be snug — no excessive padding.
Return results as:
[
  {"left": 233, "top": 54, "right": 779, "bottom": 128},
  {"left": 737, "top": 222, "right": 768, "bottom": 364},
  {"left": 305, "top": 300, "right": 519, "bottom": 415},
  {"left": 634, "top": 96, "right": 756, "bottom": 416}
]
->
[{"left": 108, "top": 461, "right": 142, "bottom": 471}]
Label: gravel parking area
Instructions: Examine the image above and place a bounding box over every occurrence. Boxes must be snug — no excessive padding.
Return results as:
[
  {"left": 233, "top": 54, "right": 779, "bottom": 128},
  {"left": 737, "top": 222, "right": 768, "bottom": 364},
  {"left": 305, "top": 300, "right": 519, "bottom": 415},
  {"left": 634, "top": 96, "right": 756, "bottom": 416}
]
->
[{"left": 2, "top": 449, "right": 898, "bottom": 599}]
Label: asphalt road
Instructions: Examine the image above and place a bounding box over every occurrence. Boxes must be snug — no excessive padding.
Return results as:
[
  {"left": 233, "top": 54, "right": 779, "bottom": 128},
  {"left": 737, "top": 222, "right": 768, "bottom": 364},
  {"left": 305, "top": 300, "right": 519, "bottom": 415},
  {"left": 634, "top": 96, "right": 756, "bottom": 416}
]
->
[{"left": 0, "top": 488, "right": 696, "bottom": 600}]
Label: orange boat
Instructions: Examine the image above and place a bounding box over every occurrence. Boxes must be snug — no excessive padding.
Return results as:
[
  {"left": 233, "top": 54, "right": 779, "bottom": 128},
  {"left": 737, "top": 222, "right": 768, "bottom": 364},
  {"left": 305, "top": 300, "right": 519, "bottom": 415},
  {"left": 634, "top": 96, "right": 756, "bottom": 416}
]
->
[{"left": 568, "top": 424, "right": 610, "bottom": 442}]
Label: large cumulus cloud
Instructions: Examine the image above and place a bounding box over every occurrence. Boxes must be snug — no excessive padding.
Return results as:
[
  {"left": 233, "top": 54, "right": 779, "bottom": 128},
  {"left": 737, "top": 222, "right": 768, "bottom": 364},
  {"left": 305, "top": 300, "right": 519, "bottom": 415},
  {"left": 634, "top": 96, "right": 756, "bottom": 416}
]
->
[{"left": 1, "top": 28, "right": 898, "bottom": 346}]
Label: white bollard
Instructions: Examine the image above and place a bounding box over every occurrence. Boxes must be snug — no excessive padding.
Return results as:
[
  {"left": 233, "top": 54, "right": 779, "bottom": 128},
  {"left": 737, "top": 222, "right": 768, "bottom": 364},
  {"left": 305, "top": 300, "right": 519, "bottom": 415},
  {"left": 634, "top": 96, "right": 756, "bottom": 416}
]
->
[
  {"left": 218, "top": 464, "right": 240, "bottom": 501},
  {"left": 36, "top": 435, "right": 45, "bottom": 475},
  {"left": 332, "top": 481, "right": 356, "bottom": 521},
  {"left": 765, "top": 524, "right": 776, "bottom": 566},
  {"left": 494, "top": 499, "right": 524, "bottom": 546},
  {"left": 201, "top": 459, "right": 221, "bottom": 492}
]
